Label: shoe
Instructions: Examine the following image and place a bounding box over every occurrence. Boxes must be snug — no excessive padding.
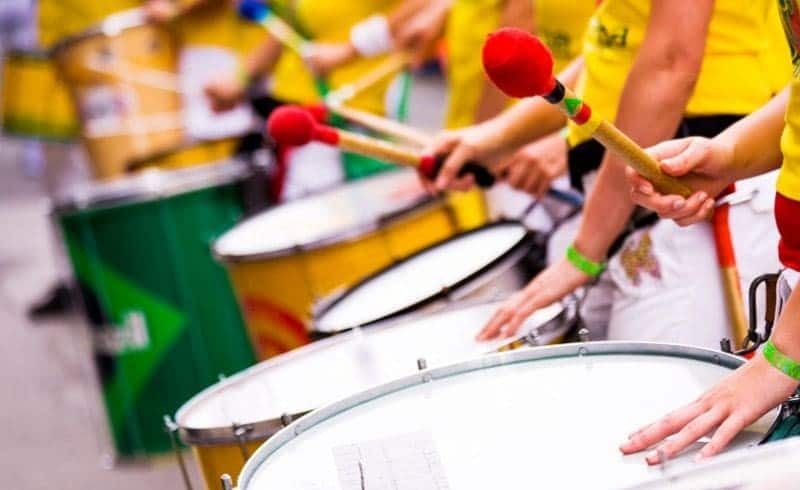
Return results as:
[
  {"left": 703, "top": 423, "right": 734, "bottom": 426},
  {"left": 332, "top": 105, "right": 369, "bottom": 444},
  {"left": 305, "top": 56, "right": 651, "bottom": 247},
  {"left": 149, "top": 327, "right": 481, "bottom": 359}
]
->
[{"left": 28, "top": 282, "right": 74, "bottom": 318}]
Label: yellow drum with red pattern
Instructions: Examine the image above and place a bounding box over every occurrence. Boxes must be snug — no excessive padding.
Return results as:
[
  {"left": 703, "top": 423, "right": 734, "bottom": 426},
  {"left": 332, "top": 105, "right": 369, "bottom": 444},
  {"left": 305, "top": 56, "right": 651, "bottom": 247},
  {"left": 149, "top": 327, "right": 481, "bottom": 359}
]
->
[{"left": 213, "top": 170, "right": 468, "bottom": 360}]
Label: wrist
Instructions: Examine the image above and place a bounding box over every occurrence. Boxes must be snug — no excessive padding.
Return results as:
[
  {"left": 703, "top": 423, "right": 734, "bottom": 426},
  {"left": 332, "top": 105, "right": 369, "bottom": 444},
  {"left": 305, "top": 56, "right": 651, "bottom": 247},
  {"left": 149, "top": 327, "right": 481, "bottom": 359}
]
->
[
  {"left": 565, "top": 243, "right": 606, "bottom": 278},
  {"left": 763, "top": 338, "right": 800, "bottom": 381},
  {"left": 350, "top": 15, "right": 394, "bottom": 57}
]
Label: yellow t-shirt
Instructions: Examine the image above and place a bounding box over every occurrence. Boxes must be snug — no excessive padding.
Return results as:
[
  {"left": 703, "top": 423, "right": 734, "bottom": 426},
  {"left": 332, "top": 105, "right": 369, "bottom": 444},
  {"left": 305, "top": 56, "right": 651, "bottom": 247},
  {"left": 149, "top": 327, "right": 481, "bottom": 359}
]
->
[
  {"left": 445, "top": 0, "right": 594, "bottom": 129},
  {"left": 38, "top": 0, "right": 142, "bottom": 48},
  {"left": 270, "top": 0, "right": 399, "bottom": 114},
  {"left": 568, "top": 0, "right": 781, "bottom": 146},
  {"left": 170, "top": 2, "right": 265, "bottom": 56}
]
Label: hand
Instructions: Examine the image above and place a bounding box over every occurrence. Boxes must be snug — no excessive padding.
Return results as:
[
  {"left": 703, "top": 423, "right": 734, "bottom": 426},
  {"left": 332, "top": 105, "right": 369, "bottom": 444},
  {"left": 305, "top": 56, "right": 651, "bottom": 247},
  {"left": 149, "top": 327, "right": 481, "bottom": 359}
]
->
[
  {"left": 393, "top": 0, "right": 450, "bottom": 67},
  {"left": 619, "top": 354, "right": 798, "bottom": 464},
  {"left": 626, "top": 136, "right": 736, "bottom": 226},
  {"left": 304, "top": 42, "right": 357, "bottom": 76},
  {"left": 143, "top": 0, "right": 178, "bottom": 23},
  {"left": 477, "top": 259, "right": 590, "bottom": 340},
  {"left": 501, "top": 131, "right": 568, "bottom": 198},
  {"left": 422, "top": 123, "right": 507, "bottom": 192},
  {"left": 203, "top": 72, "right": 246, "bottom": 113}
]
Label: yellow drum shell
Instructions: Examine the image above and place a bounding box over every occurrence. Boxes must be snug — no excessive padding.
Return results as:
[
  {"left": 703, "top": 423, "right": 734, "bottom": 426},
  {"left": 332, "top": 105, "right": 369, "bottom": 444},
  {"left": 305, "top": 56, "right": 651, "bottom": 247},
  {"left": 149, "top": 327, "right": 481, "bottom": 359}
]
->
[
  {"left": 127, "top": 138, "right": 240, "bottom": 173},
  {"left": 222, "top": 201, "right": 458, "bottom": 360},
  {"left": 1, "top": 51, "right": 78, "bottom": 140},
  {"left": 52, "top": 19, "right": 184, "bottom": 180}
]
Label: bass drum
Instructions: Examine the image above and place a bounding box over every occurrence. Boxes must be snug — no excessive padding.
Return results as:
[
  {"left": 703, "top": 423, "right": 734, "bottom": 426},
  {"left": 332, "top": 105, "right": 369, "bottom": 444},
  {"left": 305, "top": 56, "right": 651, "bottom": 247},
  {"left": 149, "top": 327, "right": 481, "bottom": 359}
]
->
[
  {"left": 213, "top": 169, "right": 466, "bottom": 360},
  {"left": 55, "top": 161, "right": 256, "bottom": 457},
  {"left": 312, "top": 220, "right": 544, "bottom": 335},
  {"left": 174, "top": 298, "right": 575, "bottom": 490},
  {"left": 237, "top": 342, "right": 777, "bottom": 490}
]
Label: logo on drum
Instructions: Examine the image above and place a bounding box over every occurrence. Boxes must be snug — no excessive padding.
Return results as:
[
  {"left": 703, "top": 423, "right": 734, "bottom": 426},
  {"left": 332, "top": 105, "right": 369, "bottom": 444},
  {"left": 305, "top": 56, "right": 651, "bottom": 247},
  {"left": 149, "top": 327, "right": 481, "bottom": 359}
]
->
[
  {"left": 93, "top": 310, "right": 150, "bottom": 355},
  {"left": 80, "top": 85, "right": 136, "bottom": 137}
]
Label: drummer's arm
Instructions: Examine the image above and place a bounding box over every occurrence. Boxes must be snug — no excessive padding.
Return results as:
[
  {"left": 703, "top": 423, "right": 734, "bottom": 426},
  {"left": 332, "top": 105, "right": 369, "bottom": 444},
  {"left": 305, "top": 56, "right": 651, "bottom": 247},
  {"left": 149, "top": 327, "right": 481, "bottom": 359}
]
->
[
  {"left": 240, "top": 35, "right": 285, "bottom": 83},
  {"left": 570, "top": 0, "right": 711, "bottom": 262},
  {"left": 478, "top": 55, "right": 583, "bottom": 152}
]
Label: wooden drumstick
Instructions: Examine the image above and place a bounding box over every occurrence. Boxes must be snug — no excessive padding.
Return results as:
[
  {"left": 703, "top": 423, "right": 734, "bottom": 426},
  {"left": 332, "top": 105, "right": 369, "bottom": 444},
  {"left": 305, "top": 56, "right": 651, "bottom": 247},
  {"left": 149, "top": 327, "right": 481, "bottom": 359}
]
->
[
  {"left": 312, "top": 102, "right": 431, "bottom": 147},
  {"left": 482, "top": 28, "right": 692, "bottom": 198},
  {"left": 483, "top": 28, "right": 748, "bottom": 347},
  {"left": 266, "top": 105, "right": 495, "bottom": 187},
  {"left": 325, "top": 52, "right": 410, "bottom": 105}
]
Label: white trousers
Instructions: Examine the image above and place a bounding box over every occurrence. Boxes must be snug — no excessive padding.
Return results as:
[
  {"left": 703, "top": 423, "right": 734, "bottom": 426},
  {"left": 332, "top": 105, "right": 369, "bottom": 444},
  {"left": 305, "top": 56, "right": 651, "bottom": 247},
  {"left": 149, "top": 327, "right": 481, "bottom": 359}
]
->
[{"left": 547, "top": 171, "right": 780, "bottom": 349}]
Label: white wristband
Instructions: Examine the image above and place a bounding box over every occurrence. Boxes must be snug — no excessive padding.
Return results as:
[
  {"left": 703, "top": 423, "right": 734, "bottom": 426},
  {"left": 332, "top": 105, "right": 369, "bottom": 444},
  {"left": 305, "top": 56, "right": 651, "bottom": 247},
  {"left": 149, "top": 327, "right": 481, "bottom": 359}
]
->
[{"left": 350, "top": 15, "right": 394, "bottom": 57}]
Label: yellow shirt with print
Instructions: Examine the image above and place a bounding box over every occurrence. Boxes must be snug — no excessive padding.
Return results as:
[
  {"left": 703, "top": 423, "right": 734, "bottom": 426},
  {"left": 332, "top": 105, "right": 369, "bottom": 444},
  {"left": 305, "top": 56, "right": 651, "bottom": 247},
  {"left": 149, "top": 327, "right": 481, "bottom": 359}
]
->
[
  {"left": 170, "top": 1, "right": 265, "bottom": 56},
  {"left": 568, "top": 0, "right": 784, "bottom": 147},
  {"left": 445, "top": 0, "right": 594, "bottom": 129},
  {"left": 270, "top": 0, "right": 399, "bottom": 114}
]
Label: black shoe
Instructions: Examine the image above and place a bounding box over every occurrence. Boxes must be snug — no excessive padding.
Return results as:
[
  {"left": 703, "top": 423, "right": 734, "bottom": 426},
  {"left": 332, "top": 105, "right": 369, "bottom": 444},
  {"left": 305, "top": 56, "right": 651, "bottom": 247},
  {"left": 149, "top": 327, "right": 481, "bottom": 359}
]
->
[{"left": 28, "top": 283, "right": 74, "bottom": 318}]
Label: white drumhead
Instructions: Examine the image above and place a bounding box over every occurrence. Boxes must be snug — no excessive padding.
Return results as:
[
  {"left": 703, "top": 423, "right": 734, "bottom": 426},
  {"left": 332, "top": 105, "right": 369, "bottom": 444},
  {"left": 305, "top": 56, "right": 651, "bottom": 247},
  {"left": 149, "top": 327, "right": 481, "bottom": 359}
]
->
[
  {"left": 315, "top": 223, "right": 528, "bottom": 332},
  {"left": 176, "top": 300, "right": 565, "bottom": 434},
  {"left": 240, "top": 344, "right": 775, "bottom": 490},
  {"left": 627, "top": 437, "right": 800, "bottom": 490},
  {"left": 213, "top": 169, "right": 430, "bottom": 258}
]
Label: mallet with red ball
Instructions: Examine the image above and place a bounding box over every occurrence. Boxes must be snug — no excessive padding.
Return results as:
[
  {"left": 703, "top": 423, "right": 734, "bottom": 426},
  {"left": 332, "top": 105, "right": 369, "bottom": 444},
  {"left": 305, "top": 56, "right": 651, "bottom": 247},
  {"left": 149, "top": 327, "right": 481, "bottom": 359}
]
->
[
  {"left": 482, "top": 28, "right": 693, "bottom": 198},
  {"left": 266, "top": 105, "right": 496, "bottom": 187}
]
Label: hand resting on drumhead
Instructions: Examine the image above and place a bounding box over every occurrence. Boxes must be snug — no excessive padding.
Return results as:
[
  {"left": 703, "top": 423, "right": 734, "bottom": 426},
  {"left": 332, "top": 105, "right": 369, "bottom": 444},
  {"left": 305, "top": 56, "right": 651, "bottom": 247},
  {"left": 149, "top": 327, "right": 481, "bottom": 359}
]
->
[
  {"left": 477, "top": 259, "right": 589, "bottom": 340},
  {"left": 620, "top": 290, "right": 800, "bottom": 464}
]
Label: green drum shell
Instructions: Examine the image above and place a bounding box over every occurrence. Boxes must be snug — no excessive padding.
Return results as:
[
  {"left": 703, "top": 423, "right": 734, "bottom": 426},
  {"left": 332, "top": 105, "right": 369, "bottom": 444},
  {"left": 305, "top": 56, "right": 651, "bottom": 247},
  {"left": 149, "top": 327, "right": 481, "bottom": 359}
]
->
[{"left": 56, "top": 162, "right": 256, "bottom": 457}]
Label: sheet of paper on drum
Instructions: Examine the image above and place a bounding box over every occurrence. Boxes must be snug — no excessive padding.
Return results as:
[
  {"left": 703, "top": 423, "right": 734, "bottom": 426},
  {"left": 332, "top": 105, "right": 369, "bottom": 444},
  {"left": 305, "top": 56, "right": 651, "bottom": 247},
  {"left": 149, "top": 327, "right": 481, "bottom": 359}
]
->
[{"left": 332, "top": 430, "right": 450, "bottom": 490}]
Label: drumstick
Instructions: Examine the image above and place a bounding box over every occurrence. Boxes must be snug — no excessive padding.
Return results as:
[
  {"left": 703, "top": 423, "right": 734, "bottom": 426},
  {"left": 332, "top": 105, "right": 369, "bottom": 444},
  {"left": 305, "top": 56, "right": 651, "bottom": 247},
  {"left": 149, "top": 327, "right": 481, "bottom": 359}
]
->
[
  {"left": 325, "top": 52, "right": 410, "bottom": 105},
  {"left": 482, "top": 28, "right": 693, "bottom": 198},
  {"left": 310, "top": 102, "right": 432, "bottom": 147},
  {"left": 266, "top": 105, "right": 495, "bottom": 187},
  {"left": 482, "top": 28, "right": 748, "bottom": 347},
  {"left": 238, "top": 0, "right": 313, "bottom": 57}
]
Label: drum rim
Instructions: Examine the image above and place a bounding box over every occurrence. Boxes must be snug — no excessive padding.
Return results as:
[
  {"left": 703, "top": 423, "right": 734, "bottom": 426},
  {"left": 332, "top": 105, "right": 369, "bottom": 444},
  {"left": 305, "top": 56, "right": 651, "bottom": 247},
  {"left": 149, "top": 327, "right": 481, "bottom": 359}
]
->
[
  {"left": 49, "top": 8, "right": 155, "bottom": 56},
  {"left": 623, "top": 437, "right": 800, "bottom": 489},
  {"left": 211, "top": 170, "right": 442, "bottom": 262},
  {"left": 173, "top": 297, "right": 572, "bottom": 446},
  {"left": 236, "top": 341, "right": 745, "bottom": 489},
  {"left": 53, "top": 159, "right": 250, "bottom": 213},
  {"left": 310, "top": 220, "right": 535, "bottom": 334}
]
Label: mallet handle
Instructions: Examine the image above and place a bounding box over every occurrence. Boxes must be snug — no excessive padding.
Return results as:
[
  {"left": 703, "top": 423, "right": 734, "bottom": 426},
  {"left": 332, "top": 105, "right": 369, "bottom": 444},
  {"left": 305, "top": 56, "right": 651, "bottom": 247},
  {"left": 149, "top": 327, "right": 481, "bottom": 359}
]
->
[
  {"left": 326, "top": 52, "right": 410, "bottom": 104},
  {"left": 327, "top": 102, "right": 431, "bottom": 147},
  {"left": 553, "top": 82, "right": 693, "bottom": 198}
]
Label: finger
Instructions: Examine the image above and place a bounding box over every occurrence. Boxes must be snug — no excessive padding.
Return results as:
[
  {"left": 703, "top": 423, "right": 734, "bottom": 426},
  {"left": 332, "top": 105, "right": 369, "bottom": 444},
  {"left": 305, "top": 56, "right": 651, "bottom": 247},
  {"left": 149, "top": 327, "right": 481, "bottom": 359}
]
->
[
  {"left": 451, "top": 174, "right": 476, "bottom": 192},
  {"left": 630, "top": 190, "right": 690, "bottom": 218},
  {"left": 436, "top": 144, "right": 475, "bottom": 190},
  {"left": 697, "top": 412, "right": 747, "bottom": 461},
  {"left": 533, "top": 172, "right": 551, "bottom": 199},
  {"left": 645, "top": 138, "right": 693, "bottom": 163},
  {"left": 523, "top": 168, "right": 544, "bottom": 197},
  {"left": 660, "top": 140, "right": 710, "bottom": 177},
  {"left": 675, "top": 198, "right": 715, "bottom": 227},
  {"left": 619, "top": 401, "right": 707, "bottom": 454},
  {"left": 499, "top": 296, "right": 541, "bottom": 338},
  {"left": 478, "top": 296, "right": 523, "bottom": 341},
  {"left": 645, "top": 407, "right": 726, "bottom": 465},
  {"left": 626, "top": 167, "right": 655, "bottom": 196},
  {"left": 506, "top": 159, "right": 526, "bottom": 189}
]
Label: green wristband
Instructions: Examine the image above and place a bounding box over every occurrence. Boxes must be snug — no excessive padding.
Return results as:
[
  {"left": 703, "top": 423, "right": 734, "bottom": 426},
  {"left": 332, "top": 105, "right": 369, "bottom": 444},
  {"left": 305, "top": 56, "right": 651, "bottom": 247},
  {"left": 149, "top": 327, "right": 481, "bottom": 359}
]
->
[
  {"left": 566, "top": 244, "right": 606, "bottom": 277},
  {"left": 763, "top": 340, "right": 800, "bottom": 381}
]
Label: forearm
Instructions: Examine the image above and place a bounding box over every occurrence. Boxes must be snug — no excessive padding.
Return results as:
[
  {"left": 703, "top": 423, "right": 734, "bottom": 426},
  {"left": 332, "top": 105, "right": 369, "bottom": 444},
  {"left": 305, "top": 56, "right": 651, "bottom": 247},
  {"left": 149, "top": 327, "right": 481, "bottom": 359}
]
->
[
  {"left": 719, "top": 87, "right": 788, "bottom": 181},
  {"left": 574, "top": 61, "right": 699, "bottom": 259},
  {"left": 242, "top": 36, "right": 284, "bottom": 80},
  {"left": 480, "top": 57, "right": 583, "bottom": 152},
  {"left": 771, "top": 287, "right": 800, "bottom": 363}
]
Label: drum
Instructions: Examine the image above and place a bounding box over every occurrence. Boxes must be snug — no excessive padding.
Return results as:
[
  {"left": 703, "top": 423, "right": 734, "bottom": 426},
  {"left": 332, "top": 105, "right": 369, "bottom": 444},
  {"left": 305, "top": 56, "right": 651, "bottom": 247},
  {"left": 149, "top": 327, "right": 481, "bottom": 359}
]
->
[
  {"left": 1, "top": 50, "right": 78, "bottom": 140},
  {"left": 237, "top": 342, "right": 777, "bottom": 490},
  {"left": 56, "top": 162, "right": 256, "bottom": 457},
  {"left": 312, "top": 220, "right": 540, "bottom": 334},
  {"left": 212, "top": 169, "right": 463, "bottom": 360},
  {"left": 174, "top": 298, "right": 575, "bottom": 490},
  {"left": 51, "top": 9, "right": 184, "bottom": 180},
  {"left": 126, "top": 138, "right": 241, "bottom": 173},
  {"left": 626, "top": 437, "right": 800, "bottom": 489}
]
